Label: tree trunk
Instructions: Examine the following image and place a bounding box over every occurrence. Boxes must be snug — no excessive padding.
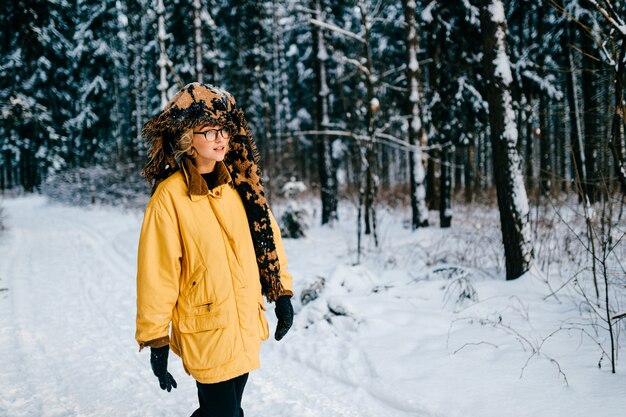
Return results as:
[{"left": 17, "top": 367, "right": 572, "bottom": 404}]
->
[
  {"left": 609, "top": 39, "right": 626, "bottom": 192},
  {"left": 581, "top": 18, "right": 600, "bottom": 202},
  {"left": 358, "top": 0, "right": 378, "bottom": 243},
  {"left": 562, "top": 17, "right": 588, "bottom": 201},
  {"left": 263, "top": 92, "right": 272, "bottom": 200},
  {"left": 311, "top": 0, "right": 338, "bottom": 225},
  {"left": 193, "top": 0, "right": 203, "bottom": 83},
  {"left": 440, "top": 145, "right": 452, "bottom": 228},
  {"left": 111, "top": 0, "right": 130, "bottom": 163},
  {"left": 454, "top": 147, "right": 463, "bottom": 194},
  {"left": 127, "top": 0, "right": 147, "bottom": 161},
  {"left": 559, "top": 99, "right": 570, "bottom": 192},
  {"left": 402, "top": 0, "right": 429, "bottom": 228},
  {"left": 272, "top": 0, "right": 283, "bottom": 172},
  {"left": 157, "top": 0, "right": 169, "bottom": 109},
  {"left": 552, "top": 101, "right": 563, "bottom": 191},
  {"left": 524, "top": 92, "right": 534, "bottom": 192},
  {"left": 539, "top": 93, "right": 551, "bottom": 194},
  {"left": 465, "top": 144, "right": 475, "bottom": 203},
  {"left": 0, "top": 153, "right": 6, "bottom": 192},
  {"left": 538, "top": 4, "right": 552, "bottom": 195},
  {"left": 480, "top": 0, "right": 533, "bottom": 280},
  {"left": 276, "top": 0, "right": 292, "bottom": 133},
  {"left": 204, "top": 0, "right": 219, "bottom": 84}
]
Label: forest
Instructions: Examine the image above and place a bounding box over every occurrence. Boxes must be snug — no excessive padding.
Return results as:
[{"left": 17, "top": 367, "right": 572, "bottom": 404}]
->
[
  {"left": 4, "top": 0, "right": 625, "bottom": 273},
  {"left": 1, "top": 2, "right": 624, "bottom": 200}
]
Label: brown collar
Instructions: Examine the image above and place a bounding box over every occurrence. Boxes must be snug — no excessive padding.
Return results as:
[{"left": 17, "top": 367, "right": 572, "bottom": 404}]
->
[{"left": 180, "top": 157, "right": 232, "bottom": 201}]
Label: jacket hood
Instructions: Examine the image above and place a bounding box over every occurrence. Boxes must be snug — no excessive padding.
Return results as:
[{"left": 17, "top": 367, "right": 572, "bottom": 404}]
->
[{"left": 141, "top": 82, "right": 284, "bottom": 302}]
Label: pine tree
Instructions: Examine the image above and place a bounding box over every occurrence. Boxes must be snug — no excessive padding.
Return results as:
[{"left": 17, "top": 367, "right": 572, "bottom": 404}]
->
[
  {"left": 402, "top": 0, "right": 429, "bottom": 229},
  {"left": 0, "top": 0, "right": 74, "bottom": 191},
  {"left": 422, "top": 1, "right": 487, "bottom": 219},
  {"left": 479, "top": 0, "right": 534, "bottom": 280},
  {"left": 127, "top": 0, "right": 158, "bottom": 161},
  {"left": 312, "top": 0, "right": 338, "bottom": 225},
  {"left": 67, "top": 0, "right": 125, "bottom": 166}
]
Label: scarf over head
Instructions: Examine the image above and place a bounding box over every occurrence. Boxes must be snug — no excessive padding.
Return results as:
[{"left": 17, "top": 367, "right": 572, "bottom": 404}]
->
[{"left": 141, "top": 82, "right": 285, "bottom": 302}]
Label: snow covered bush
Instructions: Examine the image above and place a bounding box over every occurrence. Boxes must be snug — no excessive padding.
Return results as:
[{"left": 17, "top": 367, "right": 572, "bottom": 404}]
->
[
  {"left": 279, "top": 177, "right": 309, "bottom": 239},
  {"left": 544, "top": 195, "right": 626, "bottom": 374},
  {"left": 441, "top": 267, "right": 479, "bottom": 310},
  {"left": 281, "top": 209, "right": 308, "bottom": 239},
  {"left": 300, "top": 276, "right": 326, "bottom": 305},
  {"left": 42, "top": 163, "right": 150, "bottom": 209}
]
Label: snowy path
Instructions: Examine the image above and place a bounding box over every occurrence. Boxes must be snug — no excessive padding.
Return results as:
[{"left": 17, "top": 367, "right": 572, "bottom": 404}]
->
[{"left": 0, "top": 197, "right": 422, "bottom": 417}]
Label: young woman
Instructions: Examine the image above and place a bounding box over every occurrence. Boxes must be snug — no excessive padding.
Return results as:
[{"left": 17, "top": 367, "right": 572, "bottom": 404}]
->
[{"left": 135, "top": 82, "right": 294, "bottom": 417}]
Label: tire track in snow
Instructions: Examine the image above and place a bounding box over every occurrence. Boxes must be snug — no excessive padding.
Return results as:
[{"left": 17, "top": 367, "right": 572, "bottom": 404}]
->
[
  {"left": 0, "top": 198, "right": 82, "bottom": 417},
  {"left": 0, "top": 198, "right": 175, "bottom": 416},
  {"left": 53, "top": 216, "right": 133, "bottom": 327},
  {"left": 37, "top": 204, "right": 175, "bottom": 415},
  {"left": 0, "top": 222, "right": 43, "bottom": 417}
]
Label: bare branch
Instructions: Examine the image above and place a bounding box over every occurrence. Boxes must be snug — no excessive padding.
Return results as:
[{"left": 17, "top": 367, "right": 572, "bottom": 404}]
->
[
  {"left": 543, "top": 269, "right": 589, "bottom": 301},
  {"left": 453, "top": 341, "right": 498, "bottom": 354},
  {"left": 611, "top": 311, "right": 626, "bottom": 321}
]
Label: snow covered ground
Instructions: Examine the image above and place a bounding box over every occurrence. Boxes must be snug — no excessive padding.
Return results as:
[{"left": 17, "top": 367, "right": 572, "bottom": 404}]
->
[{"left": 0, "top": 195, "right": 624, "bottom": 417}]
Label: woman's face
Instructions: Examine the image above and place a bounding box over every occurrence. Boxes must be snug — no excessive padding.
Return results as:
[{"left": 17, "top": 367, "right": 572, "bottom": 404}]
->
[{"left": 191, "top": 124, "right": 230, "bottom": 172}]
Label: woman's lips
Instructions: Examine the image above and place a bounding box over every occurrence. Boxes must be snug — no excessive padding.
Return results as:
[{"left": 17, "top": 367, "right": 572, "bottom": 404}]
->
[{"left": 214, "top": 146, "right": 225, "bottom": 151}]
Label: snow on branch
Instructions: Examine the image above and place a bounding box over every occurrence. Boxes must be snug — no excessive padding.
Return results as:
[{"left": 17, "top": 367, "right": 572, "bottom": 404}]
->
[
  {"left": 333, "top": 51, "right": 370, "bottom": 76},
  {"left": 374, "top": 131, "right": 420, "bottom": 152},
  {"left": 488, "top": 0, "right": 506, "bottom": 24},
  {"left": 279, "top": 129, "right": 355, "bottom": 138},
  {"left": 584, "top": 0, "right": 626, "bottom": 36},
  {"left": 309, "top": 18, "right": 366, "bottom": 44},
  {"left": 521, "top": 71, "right": 564, "bottom": 100},
  {"left": 279, "top": 129, "right": 453, "bottom": 153}
]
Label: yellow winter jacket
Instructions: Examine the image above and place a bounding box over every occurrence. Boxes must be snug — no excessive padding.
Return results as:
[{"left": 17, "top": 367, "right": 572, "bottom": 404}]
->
[{"left": 135, "top": 160, "right": 293, "bottom": 383}]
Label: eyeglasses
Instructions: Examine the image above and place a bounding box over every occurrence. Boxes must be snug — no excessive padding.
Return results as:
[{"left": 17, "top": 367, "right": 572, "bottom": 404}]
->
[{"left": 193, "top": 127, "right": 230, "bottom": 143}]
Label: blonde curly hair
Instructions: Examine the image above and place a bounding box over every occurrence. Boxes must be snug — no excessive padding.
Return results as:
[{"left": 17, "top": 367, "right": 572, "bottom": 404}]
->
[{"left": 175, "top": 128, "right": 197, "bottom": 160}]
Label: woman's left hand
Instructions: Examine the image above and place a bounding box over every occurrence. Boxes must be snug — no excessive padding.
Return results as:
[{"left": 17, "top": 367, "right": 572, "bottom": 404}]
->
[
  {"left": 150, "top": 345, "right": 177, "bottom": 392},
  {"left": 274, "top": 295, "right": 294, "bottom": 341}
]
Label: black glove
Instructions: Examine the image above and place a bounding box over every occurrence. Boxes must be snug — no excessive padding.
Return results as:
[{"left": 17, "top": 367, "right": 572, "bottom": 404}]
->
[
  {"left": 274, "top": 295, "right": 294, "bottom": 341},
  {"left": 150, "top": 345, "right": 177, "bottom": 392}
]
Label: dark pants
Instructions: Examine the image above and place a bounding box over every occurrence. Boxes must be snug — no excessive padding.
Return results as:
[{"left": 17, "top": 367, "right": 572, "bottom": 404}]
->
[{"left": 190, "top": 373, "right": 248, "bottom": 417}]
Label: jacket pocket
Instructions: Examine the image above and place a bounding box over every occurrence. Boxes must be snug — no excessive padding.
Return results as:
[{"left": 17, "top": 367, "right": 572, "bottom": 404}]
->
[
  {"left": 178, "top": 309, "right": 228, "bottom": 333},
  {"left": 177, "top": 307, "right": 238, "bottom": 371},
  {"left": 258, "top": 302, "right": 269, "bottom": 341}
]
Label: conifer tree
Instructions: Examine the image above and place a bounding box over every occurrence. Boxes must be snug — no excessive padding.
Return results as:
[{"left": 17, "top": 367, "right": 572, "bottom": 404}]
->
[
  {"left": 0, "top": 0, "right": 74, "bottom": 190},
  {"left": 480, "top": 0, "right": 534, "bottom": 279},
  {"left": 68, "top": 0, "right": 124, "bottom": 165}
]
